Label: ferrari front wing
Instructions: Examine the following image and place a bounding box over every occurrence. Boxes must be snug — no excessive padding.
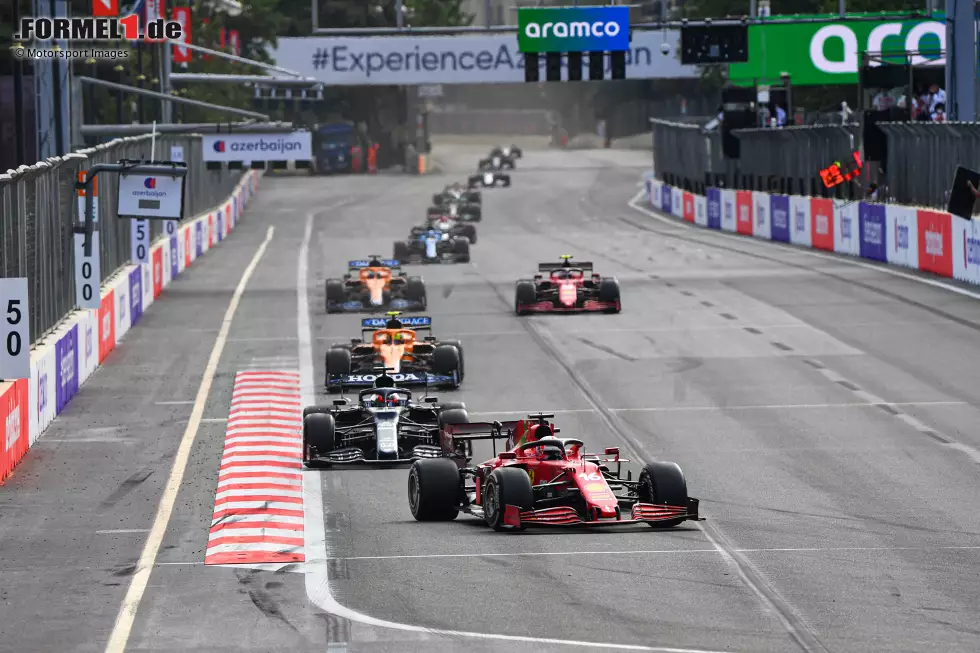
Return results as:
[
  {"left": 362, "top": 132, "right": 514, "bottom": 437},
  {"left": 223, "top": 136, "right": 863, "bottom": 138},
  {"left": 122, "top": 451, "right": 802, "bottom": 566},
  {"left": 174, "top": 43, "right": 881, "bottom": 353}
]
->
[
  {"left": 502, "top": 498, "right": 701, "bottom": 528},
  {"left": 516, "top": 299, "right": 620, "bottom": 313}
]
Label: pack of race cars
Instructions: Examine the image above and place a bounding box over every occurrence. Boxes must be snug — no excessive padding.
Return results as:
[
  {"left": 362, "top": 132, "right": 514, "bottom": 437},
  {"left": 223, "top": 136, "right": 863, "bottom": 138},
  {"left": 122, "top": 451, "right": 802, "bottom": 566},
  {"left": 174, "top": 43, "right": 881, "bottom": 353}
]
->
[{"left": 303, "top": 144, "right": 696, "bottom": 533}]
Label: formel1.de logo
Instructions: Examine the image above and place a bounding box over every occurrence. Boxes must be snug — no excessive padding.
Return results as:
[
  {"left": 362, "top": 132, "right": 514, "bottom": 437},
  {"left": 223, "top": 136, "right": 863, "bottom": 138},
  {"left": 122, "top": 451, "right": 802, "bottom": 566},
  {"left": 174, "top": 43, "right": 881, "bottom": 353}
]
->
[{"left": 15, "top": 14, "right": 183, "bottom": 41}]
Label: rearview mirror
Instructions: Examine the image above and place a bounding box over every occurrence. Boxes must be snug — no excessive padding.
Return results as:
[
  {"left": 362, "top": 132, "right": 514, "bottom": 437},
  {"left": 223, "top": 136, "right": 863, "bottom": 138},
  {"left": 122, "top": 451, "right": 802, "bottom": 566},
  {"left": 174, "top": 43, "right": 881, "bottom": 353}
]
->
[
  {"left": 498, "top": 452, "right": 517, "bottom": 460},
  {"left": 424, "top": 397, "right": 438, "bottom": 403},
  {"left": 333, "top": 400, "right": 347, "bottom": 406},
  {"left": 604, "top": 447, "right": 619, "bottom": 456}
]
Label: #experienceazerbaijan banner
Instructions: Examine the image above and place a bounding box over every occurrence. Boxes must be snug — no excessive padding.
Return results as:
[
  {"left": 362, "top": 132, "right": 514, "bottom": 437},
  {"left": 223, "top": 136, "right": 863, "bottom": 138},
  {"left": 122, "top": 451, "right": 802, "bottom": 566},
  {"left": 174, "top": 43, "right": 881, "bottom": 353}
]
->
[{"left": 269, "top": 31, "right": 697, "bottom": 85}]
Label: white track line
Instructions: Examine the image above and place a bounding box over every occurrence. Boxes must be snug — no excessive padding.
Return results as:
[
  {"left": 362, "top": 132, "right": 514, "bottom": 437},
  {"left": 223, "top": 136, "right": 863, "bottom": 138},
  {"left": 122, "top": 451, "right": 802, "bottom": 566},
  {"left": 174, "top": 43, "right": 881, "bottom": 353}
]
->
[
  {"left": 102, "top": 226, "right": 275, "bottom": 653},
  {"left": 628, "top": 189, "right": 980, "bottom": 301},
  {"left": 332, "top": 544, "right": 980, "bottom": 562},
  {"left": 467, "top": 401, "right": 964, "bottom": 417},
  {"left": 297, "top": 214, "right": 724, "bottom": 653}
]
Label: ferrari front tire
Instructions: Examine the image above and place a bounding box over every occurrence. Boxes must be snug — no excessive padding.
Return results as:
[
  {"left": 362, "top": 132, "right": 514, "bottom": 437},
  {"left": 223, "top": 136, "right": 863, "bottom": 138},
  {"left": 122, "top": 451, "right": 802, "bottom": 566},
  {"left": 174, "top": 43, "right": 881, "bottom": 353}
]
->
[
  {"left": 483, "top": 467, "right": 533, "bottom": 531},
  {"left": 599, "top": 278, "right": 621, "bottom": 313},
  {"left": 408, "top": 459, "right": 461, "bottom": 521},
  {"left": 637, "top": 461, "right": 689, "bottom": 528},
  {"left": 515, "top": 281, "right": 536, "bottom": 315}
]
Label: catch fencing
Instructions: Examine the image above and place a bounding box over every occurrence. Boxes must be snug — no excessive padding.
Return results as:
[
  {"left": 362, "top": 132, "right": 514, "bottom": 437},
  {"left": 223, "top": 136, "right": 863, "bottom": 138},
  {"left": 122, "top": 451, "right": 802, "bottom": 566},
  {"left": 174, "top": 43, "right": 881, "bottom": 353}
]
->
[
  {"left": 651, "top": 118, "right": 979, "bottom": 211},
  {"left": 0, "top": 134, "right": 242, "bottom": 345}
]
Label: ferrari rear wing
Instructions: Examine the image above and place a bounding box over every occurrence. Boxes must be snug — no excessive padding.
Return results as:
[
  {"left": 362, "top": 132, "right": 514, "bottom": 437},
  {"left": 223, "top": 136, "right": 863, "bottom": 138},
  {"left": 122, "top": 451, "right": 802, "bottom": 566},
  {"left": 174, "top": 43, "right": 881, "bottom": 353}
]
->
[
  {"left": 537, "top": 261, "right": 594, "bottom": 272},
  {"left": 444, "top": 421, "right": 520, "bottom": 441}
]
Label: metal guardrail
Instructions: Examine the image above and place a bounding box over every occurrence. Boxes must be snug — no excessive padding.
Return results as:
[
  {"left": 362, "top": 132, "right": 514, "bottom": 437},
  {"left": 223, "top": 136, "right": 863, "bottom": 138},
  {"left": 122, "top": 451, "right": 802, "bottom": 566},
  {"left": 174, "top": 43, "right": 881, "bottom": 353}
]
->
[
  {"left": 0, "top": 134, "right": 243, "bottom": 345},
  {"left": 652, "top": 117, "right": 980, "bottom": 210},
  {"left": 731, "top": 124, "right": 862, "bottom": 197},
  {"left": 878, "top": 122, "right": 980, "bottom": 209}
]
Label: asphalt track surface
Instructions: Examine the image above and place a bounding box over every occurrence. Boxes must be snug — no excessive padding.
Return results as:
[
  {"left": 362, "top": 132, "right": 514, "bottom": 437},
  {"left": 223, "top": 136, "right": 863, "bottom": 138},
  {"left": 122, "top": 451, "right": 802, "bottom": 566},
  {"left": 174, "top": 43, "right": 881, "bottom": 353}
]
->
[{"left": 2, "top": 142, "right": 980, "bottom": 653}]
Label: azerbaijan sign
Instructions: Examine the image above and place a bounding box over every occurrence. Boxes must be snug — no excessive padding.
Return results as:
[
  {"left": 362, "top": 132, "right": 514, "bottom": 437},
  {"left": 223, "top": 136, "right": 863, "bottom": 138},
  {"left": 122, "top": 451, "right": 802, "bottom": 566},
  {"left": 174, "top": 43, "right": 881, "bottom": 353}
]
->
[
  {"left": 728, "top": 14, "right": 945, "bottom": 86},
  {"left": 517, "top": 6, "right": 630, "bottom": 54}
]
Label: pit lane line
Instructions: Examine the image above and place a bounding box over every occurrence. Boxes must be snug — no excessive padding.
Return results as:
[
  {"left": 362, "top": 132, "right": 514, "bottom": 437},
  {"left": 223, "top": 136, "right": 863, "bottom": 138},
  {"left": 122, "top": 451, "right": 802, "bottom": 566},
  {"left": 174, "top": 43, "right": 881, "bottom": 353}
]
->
[
  {"left": 101, "top": 226, "right": 276, "bottom": 653},
  {"left": 295, "top": 212, "right": 733, "bottom": 653}
]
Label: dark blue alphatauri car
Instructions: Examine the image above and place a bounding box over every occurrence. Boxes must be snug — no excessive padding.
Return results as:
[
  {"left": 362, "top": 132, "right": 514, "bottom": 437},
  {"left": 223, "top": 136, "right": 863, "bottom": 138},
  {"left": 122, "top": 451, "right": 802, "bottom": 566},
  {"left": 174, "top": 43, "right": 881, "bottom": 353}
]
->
[{"left": 393, "top": 226, "right": 471, "bottom": 264}]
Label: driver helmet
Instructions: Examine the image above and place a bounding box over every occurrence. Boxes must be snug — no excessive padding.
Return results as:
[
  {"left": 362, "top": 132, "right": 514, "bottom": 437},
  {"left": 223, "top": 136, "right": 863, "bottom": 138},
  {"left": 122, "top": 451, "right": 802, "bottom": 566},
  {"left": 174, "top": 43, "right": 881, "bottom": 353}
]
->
[
  {"left": 537, "top": 443, "right": 564, "bottom": 461},
  {"left": 386, "top": 392, "right": 405, "bottom": 407},
  {"left": 367, "top": 393, "right": 384, "bottom": 407}
]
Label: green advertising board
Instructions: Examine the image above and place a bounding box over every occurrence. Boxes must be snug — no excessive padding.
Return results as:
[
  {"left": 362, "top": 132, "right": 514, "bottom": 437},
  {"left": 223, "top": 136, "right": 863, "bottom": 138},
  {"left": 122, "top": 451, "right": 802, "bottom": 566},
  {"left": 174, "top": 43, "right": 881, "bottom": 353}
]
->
[{"left": 728, "top": 13, "right": 945, "bottom": 86}]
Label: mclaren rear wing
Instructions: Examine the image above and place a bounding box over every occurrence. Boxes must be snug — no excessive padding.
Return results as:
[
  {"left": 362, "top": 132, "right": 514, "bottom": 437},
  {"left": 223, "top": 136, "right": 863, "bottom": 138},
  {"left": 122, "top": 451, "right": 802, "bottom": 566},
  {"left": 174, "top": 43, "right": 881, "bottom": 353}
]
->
[
  {"left": 361, "top": 316, "right": 433, "bottom": 334},
  {"left": 537, "top": 261, "right": 594, "bottom": 272}
]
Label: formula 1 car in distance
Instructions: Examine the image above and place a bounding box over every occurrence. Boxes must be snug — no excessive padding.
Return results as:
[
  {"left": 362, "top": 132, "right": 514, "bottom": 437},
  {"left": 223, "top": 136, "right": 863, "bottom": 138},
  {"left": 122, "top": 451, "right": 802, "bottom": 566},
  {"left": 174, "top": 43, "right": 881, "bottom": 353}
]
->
[
  {"left": 421, "top": 213, "right": 477, "bottom": 244},
  {"left": 394, "top": 224, "right": 471, "bottom": 264},
  {"left": 426, "top": 198, "right": 480, "bottom": 222},
  {"left": 515, "top": 255, "right": 620, "bottom": 315},
  {"left": 492, "top": 145, "right": 522, "bottom": 160},
  {"left": 303, "top": 367, "right": 470, "bottom": 466},
  {"left": 324, "top": 312, "right": 464, "bottom": 391},
  {"left": 478, "top": 151, "right": 516, "bottom": 170},
  {"left": 407, "top": 413, "right": 702, "bottom": 530},
  {"left": 433, "top": 184, "right": 481, "bottom": 207},
  {"left": 325, "top": 257, "right": 427, "bottom": 314},
  {"left": 468, "top": 171, "right": 511, "bottom": 188}
]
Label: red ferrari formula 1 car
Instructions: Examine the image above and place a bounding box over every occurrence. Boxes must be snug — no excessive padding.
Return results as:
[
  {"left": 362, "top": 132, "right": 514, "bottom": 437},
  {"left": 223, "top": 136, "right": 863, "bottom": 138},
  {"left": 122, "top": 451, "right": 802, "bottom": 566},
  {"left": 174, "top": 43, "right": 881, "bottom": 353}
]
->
[
  {"left": 515, "top": 255, "right": 621, "bottom": 315},
  {"left": 407, "top": 413, "right": 700, "bottom": 531}
]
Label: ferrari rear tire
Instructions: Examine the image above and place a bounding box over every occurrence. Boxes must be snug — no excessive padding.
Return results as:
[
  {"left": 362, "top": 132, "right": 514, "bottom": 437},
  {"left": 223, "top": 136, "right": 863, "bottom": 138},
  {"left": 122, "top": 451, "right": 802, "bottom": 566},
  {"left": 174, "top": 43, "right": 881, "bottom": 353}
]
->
[
  {"left": 303, "top": 413, "right": 336, "bottom": 468},
  {"left": 325, "top": 280, "right": 346, "bottom": 313},
  {"left": 483, "top": 467, "right": 534, "bottom": 532},
  {"left": 638, "top": 461, "right": 689, "bottom": 528},
  {"left": 325, "top": 347, "right": 352, "bottom": 392},
  {"left": 408, "top": 459, "right": 460, "bottom": 521},
  {"left": 458, "top": 224, "right": 477, "bottom": 244}
]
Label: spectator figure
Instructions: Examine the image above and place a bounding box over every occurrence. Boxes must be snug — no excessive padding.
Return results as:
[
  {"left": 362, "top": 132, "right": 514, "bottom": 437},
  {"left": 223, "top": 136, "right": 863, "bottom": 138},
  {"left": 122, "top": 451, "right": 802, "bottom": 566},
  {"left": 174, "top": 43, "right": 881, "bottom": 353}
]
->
[
  {"left": 929, "top": 84, "right": 946, "bottom": 112},
  {"left": 775, "top": 104, "right": 787, "bottom": 126},
  {"left": 932, "top": 102, "right": 947, "bottom": 122}
]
